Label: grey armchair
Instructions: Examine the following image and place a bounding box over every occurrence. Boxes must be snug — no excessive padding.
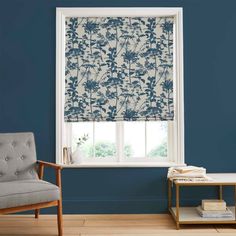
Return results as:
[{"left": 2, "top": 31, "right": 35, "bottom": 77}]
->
[{"left": 0, "top": 132, "right": 63, "bottom": 236}]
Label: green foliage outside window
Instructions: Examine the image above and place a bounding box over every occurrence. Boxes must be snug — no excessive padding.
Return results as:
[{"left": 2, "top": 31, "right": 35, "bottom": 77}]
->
[
  {"left": 147, "top": 141, "right": 167, "bottom": 157},
  {"left": 80, "top": 141, "right": 167, "bottom": 158}
]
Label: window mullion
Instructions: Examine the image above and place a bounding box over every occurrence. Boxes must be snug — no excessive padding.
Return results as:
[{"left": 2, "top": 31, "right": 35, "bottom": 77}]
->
[
  {"left": 145, "top": 122, "right": 147, "bottom": 159},
  {"left": 68, "top": 123, "right": 72, "bottom": 150},
  {"left": 93, "top": 122, "right": 95, "bottom": 158},
  {"left": 116, "top": 122, "right": 119, "bottom": 163},
  {"left": 116, "top": 121, "right": 123, "bottom": 163},
  {"left": 168, "top": 121, "right": 174, "bottom": 162},
  {"left": 63, "top": 123, "right": 72, "bottom": 163},
  {"left": 121, "top": 122, "right": 124, "bottom": 162}
]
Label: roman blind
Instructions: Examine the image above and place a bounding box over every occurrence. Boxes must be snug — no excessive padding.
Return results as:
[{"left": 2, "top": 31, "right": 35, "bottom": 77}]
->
[{"left": 64, "top": 16, "right": 174, "bottom": 121}]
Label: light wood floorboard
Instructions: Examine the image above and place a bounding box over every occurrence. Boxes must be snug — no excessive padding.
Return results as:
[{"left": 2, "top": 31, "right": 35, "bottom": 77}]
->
[{"left": 0, "top": 214, "right": 235, "bottom": 235}]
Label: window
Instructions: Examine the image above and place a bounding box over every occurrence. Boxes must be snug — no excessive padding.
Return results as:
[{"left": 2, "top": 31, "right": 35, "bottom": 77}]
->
[
  {"left": 67, "top": 121, "right": 169, "bottom": 162},
  {"left": 56, "top": 8, "right": 184, "bottom": 167}
]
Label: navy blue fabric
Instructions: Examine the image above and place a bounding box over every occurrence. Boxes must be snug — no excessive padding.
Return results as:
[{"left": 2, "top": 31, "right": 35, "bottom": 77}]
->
[{"left": 0, "top": 0, "right": 236, "bottom": 213}]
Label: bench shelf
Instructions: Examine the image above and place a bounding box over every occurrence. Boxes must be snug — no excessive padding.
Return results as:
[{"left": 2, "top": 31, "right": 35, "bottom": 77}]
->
[{"left": 168, "top": 173, "right": 236, "bottom": 229}]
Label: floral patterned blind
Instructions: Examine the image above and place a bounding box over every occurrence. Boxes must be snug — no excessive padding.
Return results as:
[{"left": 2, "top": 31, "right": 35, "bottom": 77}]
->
[{"left": 64, "top": 16, "right": 174, "bottom": 121}]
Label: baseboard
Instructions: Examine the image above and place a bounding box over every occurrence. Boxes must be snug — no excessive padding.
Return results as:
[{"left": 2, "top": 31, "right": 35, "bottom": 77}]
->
[{"left": 34, "top": 196, "right": 235, "bottom": 214}]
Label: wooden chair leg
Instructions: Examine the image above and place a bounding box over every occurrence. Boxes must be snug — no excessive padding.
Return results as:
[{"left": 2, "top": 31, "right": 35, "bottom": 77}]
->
[
  {"left": 57, "top": 200, "right": 63, "bottom": 236},
  {"left": 35, "top": 209, "right": 39, "bottom": 218}
]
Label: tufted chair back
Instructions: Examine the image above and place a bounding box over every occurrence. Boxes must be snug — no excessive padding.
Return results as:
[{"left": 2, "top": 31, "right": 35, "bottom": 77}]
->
[{"left": 0, "top": 133, "right": 38, "bottom": 182}]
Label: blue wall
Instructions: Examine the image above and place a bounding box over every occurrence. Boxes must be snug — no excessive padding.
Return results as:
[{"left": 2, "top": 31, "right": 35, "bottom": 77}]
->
[{"left": 1, "top": 0, "right": 236, "bottom": 213}]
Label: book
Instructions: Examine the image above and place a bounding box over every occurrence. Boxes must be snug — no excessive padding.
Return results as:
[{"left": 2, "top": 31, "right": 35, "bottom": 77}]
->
[
  {"left": 202, "top": 199, "right": 226, "bottom": 211},
  {"left": 67, "top": 147, "right": 72, "bottom": 164},
  {"left": 63, "top": 147, "right": 68, "bottom": 164},
  {"left": 63, "top": 147, "right": 72, "bottom": 165},
  {"left": 196, "top": 206, "right": 233, "bottom": 218}
]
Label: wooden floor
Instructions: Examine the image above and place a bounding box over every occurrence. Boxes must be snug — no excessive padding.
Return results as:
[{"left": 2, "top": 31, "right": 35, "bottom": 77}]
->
[{"left": 0, "top": 214, "right": 236, "bottom": 236}]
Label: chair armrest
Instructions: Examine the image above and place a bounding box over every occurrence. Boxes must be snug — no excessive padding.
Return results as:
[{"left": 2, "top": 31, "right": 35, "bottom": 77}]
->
[
  {"left": 37, "top": 160, "right": 63, "bottom": 187},
  {"left": 37, "top": 160, "right": 63, "bottom": 170}
]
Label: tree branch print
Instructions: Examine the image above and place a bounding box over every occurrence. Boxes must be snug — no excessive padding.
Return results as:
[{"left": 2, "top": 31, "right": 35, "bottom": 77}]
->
[{"left": 64, "top": 16, "right": 174, "bottom": 121}]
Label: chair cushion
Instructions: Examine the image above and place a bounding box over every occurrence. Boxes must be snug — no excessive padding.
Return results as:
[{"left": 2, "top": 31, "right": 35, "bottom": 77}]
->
[
  {"left": 0, "top": 133, "right": 38, "bottom": 182},
  {"left": 0, "top": 179, "right": 60, "bottom": 209}
]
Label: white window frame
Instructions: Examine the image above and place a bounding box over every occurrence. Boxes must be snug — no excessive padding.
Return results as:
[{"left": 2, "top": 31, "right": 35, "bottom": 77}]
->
[
  {"left": 56, "top": 7, "right": 184, "bottom": 167},
  {"left": 66, "top": 121, "right": 170, "bottom": 163}
]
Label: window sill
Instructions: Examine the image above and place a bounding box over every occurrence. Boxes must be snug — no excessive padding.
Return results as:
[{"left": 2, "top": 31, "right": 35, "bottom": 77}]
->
[{"left": 59, "top": 162, "right": 186, "bottom": 168}]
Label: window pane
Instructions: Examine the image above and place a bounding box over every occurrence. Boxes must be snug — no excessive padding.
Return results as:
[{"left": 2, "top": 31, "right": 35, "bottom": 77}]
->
[
  {"left": 124, "top": 121, "right": 145, "bottom": 158},
  {"left": 147, "top": 121, "right": 168, "bottom": 159},
  {"left": 71, "top": 122, "right": 93, "bottom": 158},
  {"left": 94, "top": 122, "right": 116, "bottom": 159},
  {"left": 71, "top": 121, "right": 168, "bottom": 163}
]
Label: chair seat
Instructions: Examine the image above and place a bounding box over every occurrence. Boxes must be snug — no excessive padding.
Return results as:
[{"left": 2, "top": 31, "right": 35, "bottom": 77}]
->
[{"left": 0, "top": 179, "right": 60, "bottom": 209}]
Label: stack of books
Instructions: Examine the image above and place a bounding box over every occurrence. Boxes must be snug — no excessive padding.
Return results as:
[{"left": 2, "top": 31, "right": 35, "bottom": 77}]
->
[
  {"left": 202, "top": 199, "right": 226, "bottom": 210},
  {"left": 196, "top": 199, "right": 233, "bottom": 218}
]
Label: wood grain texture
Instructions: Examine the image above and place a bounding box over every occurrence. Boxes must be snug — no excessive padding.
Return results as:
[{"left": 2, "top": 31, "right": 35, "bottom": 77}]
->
[
  {"left": 0, "top": 201, "right": 58, "bottom": 215},
  {"left": 0, "top": 214, "right": 235, "bottom": 235},
  {"left": 37, "top": 160, "right": 63, "bottom": 170}
]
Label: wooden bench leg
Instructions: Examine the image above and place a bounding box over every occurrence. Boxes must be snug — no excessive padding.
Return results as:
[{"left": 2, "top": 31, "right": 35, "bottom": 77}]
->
[
  {"left": 35, "top": 209, "right": 39, "bottom": 219},
  {"left": 57, "top": 200, "right": 63, "bottom": 236},
  {"left": 176, "top": 222, "right": 180, "bottom": 229}
]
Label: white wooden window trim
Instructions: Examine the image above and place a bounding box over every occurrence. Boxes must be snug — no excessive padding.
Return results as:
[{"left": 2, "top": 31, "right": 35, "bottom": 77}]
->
[{"left": 56, "top": 7, "right": 184, "bottom": 167}]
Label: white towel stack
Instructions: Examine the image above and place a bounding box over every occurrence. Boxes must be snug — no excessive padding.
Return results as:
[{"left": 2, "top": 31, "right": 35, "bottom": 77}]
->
[{"left": 167, "top": 166, "right": 212, "bottom": 182}]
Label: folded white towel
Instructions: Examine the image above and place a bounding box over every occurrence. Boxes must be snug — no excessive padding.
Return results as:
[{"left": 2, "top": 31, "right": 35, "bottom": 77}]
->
[{"left": 168, "top": 166, "right": 212, "bottom": 181}]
